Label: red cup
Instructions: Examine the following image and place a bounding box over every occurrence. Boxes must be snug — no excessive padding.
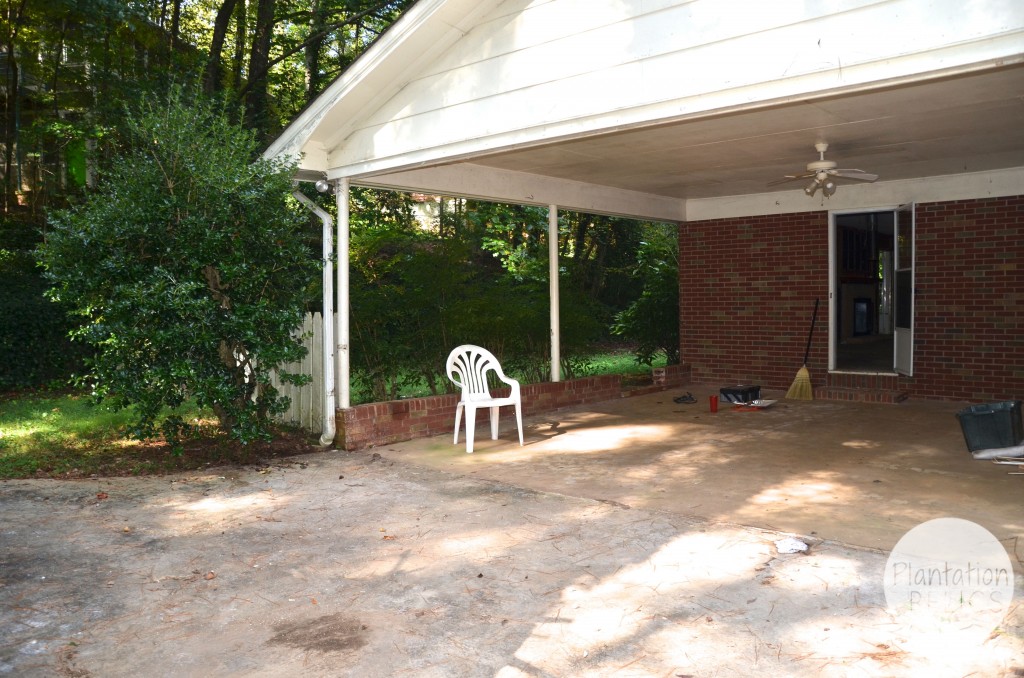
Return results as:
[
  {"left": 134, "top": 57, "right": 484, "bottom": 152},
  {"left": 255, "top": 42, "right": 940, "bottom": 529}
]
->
[{"left": 710, "top": 395, "right": 718, "bottom": 412}]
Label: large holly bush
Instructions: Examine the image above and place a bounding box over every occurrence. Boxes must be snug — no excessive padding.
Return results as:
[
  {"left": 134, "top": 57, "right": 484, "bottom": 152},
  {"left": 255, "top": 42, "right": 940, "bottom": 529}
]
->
[{"left": 37, "top": 87, "right": 316, "bottom": 444}]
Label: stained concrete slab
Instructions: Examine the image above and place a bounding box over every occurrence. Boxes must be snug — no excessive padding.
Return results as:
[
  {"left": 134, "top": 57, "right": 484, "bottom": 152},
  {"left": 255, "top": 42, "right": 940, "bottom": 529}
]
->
[
  {"left": 2, "top": 391, "right": 1023, "bottom": 676},
  {"left": 385, "top": 389, "right": 1024, "bottom": 553}
]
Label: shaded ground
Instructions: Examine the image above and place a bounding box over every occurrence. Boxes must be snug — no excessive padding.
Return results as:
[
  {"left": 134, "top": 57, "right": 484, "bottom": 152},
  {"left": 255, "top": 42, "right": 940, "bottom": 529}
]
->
[{"left": 2, "top": 444, "right": 1023, "bottom": 676}]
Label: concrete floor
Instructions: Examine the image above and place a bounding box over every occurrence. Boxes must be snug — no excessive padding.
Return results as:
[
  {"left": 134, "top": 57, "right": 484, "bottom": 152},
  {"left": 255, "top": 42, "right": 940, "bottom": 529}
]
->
[
  {"left": 4, "top": 389, "right": 1024, "bottom": 676},
  {"left": 383, "top": 388, "right": 1024, "bottom": 554}
]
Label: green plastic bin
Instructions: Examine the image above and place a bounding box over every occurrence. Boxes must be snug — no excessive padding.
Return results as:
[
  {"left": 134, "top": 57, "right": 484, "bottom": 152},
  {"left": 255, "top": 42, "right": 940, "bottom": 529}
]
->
[{"left": 956, "top": 400, "right": 1023, "bottom": 452}]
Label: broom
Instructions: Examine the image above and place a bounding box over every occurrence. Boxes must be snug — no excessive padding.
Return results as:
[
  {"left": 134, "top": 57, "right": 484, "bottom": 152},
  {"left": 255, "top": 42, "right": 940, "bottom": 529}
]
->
[{"left": 786, "top": 298, "right": 819, "bottom": 400}]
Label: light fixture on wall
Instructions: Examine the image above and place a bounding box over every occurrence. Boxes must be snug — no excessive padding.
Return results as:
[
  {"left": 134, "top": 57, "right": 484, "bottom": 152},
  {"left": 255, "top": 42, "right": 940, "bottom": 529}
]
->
[
  {"left": 315, "top": 179, "right": 332, "bottom": 194},
  {"left": 771, "top": 142, "right": 878, "bottom": 198}
]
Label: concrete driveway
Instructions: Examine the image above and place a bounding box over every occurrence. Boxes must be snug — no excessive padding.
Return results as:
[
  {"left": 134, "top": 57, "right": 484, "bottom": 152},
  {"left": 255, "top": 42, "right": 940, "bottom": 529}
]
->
[{"left": 2, "top": 390, "right": 1023, "bottom": 676}]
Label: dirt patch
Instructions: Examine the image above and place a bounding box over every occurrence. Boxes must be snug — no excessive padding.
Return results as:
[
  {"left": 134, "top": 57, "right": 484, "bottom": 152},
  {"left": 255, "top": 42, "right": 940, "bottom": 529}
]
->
[
  {"left": 35, "top": 427, "right": 321, "bottom": 480},
  {"left": 268, "top": 614, "right": 369, "bottom": 654}
]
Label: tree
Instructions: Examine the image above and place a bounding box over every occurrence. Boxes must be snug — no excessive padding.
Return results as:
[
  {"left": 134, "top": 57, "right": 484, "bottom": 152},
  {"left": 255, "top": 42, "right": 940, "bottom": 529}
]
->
[
  {"left": 611, "top": 225, "right": 680, "bottom": 366},
  {"left": 37, "top": 86, "right": 317, "bottom": 443}
]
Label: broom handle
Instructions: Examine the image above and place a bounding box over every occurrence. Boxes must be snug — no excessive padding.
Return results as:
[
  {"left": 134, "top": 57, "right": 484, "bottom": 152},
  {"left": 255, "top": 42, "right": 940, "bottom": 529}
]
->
[{"left": 802, "top": 298, "right": 820, "bottom": 365}]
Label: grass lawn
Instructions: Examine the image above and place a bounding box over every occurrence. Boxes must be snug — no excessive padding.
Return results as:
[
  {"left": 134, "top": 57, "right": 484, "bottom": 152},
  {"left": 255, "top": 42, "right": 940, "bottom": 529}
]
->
[
  {"left": 0, "top": 391, "right": 314, "bottom": 479},
  {"left": 0, "top": 349, "right": 668, "bottom": 480},
  {"left": 585, "top": 347, "right": 666, "bottom": 384}
]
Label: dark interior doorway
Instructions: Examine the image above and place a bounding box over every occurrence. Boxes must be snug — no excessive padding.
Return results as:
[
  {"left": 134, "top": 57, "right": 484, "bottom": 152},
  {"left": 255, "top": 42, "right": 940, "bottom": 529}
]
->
[{"left": 834, "top": 211, "right": 895, "bottom": 372}]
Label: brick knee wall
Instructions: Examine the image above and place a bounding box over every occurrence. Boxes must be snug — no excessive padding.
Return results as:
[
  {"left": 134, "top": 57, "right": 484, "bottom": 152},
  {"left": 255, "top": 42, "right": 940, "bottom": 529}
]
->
[{"left": 335, "top": 363, "right": 691, "bottom": 451}]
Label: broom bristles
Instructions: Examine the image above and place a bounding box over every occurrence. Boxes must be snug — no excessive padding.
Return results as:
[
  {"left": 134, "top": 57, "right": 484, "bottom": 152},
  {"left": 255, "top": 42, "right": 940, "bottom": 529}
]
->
[{"left": 786, "top": 365, "right": 813, "bottom": 400}]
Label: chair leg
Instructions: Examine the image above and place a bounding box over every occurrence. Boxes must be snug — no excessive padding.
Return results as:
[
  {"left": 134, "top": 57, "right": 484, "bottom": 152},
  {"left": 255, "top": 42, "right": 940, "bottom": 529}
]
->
[
  {"left": 489, "top": 406, "right": 500, "bottom": 440},
  {"left": 453, "top": 404, "right": 463, "bottom": 445},
  {"left": 465, "top": 405, "right": 476, "bottom": 454},
  {"left": 514, "top": 400, "right": 523, "bottom": 446}
]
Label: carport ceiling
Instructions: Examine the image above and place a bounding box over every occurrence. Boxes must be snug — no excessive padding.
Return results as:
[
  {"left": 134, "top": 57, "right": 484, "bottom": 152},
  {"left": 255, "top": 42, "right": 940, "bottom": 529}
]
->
[{"left": 458, "top": 64, "right": 1024, "bottom": 200}]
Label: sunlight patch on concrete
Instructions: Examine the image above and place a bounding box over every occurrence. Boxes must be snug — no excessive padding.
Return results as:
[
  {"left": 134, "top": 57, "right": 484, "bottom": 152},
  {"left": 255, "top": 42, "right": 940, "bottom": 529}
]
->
[
  {"left": 742, "top": 472, "right": 857, "bottom": 507},
  {"left": 842, "top": 439, "right": 881, "bottom": 449},
  {"left": 457, "top": 423, "right": 679, "bottom": 461},
  {"left": 500, "top": 528, "right": 772, "bottom": 676},
  {"left": 437, "top": 532, "right": 504, "bottom": 558},
  {"left": 177, "top": 492, "right": 279, "bottom": 514}
]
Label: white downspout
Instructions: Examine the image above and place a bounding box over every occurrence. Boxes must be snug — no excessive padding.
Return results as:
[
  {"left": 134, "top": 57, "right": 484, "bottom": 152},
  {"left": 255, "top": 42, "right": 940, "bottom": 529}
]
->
[
  {"left": 292, "top": 187, "right": 336, "bottom": 447},
  {"left": 336, "top": 178, "right": 351, "bottom": 409},
  {"left": 548, "top": 204, "right": 561, "bottom": 382}
]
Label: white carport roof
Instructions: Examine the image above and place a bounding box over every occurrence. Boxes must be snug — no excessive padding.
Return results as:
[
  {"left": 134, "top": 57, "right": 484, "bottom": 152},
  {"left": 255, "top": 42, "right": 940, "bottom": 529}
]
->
[{"left": 267, "top": 0, "right": 1024, "bottom": 223}]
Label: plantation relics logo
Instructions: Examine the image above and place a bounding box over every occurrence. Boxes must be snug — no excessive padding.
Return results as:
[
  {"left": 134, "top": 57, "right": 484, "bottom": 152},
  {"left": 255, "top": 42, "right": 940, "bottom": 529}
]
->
[{"left": 884, "top": 517, "right": 1013, "bottom": 639}]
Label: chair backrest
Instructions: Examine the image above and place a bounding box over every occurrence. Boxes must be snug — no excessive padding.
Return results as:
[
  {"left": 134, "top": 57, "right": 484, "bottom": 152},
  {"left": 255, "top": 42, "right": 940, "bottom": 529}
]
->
[{"left": 446, "top": 345, "right": 506, "bottom": 400}]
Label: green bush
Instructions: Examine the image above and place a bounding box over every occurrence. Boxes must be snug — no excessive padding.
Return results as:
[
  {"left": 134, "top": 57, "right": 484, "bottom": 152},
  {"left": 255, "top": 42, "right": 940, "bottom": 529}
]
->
[
  {"left": 36, "top": 86, "right": 316, "bottom": 444},
  {"left": 0, "top": 216, "right": 87, "bottom": 391}
]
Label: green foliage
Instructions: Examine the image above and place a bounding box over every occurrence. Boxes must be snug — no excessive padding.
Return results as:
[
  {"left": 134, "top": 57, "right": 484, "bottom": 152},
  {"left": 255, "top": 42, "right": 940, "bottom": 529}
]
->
[
  {"left": 36, "top": 86, "right": 316, "bottom": 444},
  {"left": 343, "top": 191, "right": 610, "bottom": 403},
  {"left": 0, "top": 215, "right": 88, "bottom": 390},
  {"left": 612, "top": 225, "right": 681, "bottom": 366},
  {"left": 324, "top": 151, "right": 677, "bottom": 405}
]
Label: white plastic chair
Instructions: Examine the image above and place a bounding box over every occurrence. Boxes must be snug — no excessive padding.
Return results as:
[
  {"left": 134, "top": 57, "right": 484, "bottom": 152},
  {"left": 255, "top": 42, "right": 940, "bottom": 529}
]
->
[{"left": 446, "top": 344, "right": 524, "bottom": 454}]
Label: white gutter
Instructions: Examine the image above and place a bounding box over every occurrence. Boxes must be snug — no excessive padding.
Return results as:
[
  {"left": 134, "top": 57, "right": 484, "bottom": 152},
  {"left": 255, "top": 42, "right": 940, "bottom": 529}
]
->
[{"left": 292, "top": 187, "right": 337, "bottom": 447}]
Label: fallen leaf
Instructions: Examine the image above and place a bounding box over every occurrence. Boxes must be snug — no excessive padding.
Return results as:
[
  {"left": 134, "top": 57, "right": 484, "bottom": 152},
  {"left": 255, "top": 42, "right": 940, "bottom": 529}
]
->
[
  {"left": 96, "top": 492, "right": 109, "bottom": 500},
  {"left": 382, "top": 535, "right": 396, "bottom": 541},
  {"left": 122, "top": 527, "right": 131, "bottom": 533},
  {"left": 204, "top": 571, "right": 216, "bottom": 580},
  {"left": 310, "top": 597, "right": 318, "bottom": 605}
]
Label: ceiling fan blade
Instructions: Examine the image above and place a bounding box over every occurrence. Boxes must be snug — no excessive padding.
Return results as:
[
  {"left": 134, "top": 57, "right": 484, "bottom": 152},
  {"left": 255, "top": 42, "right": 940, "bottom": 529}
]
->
[
  {"left": 767, "top": 172, "right": 813, "bottom": 186},
  {"left": 831, "top": 169, "right": 879, "bottom": 182}
]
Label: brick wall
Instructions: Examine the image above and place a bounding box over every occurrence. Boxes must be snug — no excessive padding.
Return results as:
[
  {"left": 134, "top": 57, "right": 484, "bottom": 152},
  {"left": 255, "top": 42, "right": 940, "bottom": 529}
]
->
[
  {"left": 679, "top": 211, "right": 830, "bottom": 391},
  {"left": 910, "top": 196, "right": 1024, "bottom": 401},
  {"left": 335, "top": 363, "right": 690, "bottom": 450},
  {"left": 680, "top": 195, "right": 1024, "bottom": 402}
]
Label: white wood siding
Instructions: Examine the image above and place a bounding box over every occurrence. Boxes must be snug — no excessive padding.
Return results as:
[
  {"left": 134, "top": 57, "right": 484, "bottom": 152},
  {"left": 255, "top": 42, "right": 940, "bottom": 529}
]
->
[{"left": 328, "top": 0, "right": 1024, "bottom": 176}]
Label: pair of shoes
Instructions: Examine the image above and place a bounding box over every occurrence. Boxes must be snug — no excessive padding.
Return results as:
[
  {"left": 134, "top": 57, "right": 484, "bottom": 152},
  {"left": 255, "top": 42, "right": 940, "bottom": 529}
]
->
[{"left": 673, "top": 392, "right": 696, "bottom": 404}]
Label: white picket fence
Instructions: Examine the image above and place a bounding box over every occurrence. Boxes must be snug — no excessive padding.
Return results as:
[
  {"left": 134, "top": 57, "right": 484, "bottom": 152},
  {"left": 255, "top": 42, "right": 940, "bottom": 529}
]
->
[{"left": 269, "top": 312, "right": 325, "bottom": 433}]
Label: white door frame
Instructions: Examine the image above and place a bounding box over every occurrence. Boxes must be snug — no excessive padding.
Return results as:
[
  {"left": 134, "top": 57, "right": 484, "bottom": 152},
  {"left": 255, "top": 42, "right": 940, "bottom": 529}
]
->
[
  {"left": 894, "top": 203, "right": 916, "bottom": 376},
  {"left": 827, "top": 206, "right": 901, "bottom": 373}
]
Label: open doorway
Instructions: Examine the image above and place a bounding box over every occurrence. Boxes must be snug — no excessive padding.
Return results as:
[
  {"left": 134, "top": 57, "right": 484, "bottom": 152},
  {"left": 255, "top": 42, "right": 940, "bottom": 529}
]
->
[{"left": 832, "top": 210, "right": 895, "bottom": 372}]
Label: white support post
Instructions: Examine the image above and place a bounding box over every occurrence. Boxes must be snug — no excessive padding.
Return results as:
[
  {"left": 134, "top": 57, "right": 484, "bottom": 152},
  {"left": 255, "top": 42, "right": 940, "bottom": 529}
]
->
[
  {"left": 336, "top": 178, "right": 351, "bottom": 409},
  {"left": 548, "top": 205, "right": 561, "bottom": 382}
]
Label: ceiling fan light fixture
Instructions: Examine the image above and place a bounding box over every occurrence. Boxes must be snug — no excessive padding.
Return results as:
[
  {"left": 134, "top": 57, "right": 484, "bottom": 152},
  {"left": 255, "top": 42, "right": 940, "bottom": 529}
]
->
[{"left": 773, "top": 143, "right": 878, "bottom": 198}]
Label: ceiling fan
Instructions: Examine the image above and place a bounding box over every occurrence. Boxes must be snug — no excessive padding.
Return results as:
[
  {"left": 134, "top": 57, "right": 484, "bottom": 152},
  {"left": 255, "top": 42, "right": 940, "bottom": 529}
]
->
[{"left": 770, "top": 142, "right": 879, "bottom": 197}]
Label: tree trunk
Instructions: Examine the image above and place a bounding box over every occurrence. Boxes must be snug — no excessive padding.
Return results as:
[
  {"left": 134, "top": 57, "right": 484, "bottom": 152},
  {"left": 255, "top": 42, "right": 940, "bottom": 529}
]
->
[
  {"left": 244, "top": 0, "right": 276, "bottom": 133},
  {"left": 3, "top": 46, "right": 17, "bottom": 213},
  {"left": 203, "top": 0, "right": 239, "bottom": 94},
  {"left": 304, "top": 0, "right": 324, "bottom": 102},
  {"left": 169, "top": 0, "right": 182, "bottom": 53},
  {"left": 231, "top": 0, "right": 246, "bottom": 89},
  {"left": 2, "top": 0, "right": 28, "bottom": 213}
]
